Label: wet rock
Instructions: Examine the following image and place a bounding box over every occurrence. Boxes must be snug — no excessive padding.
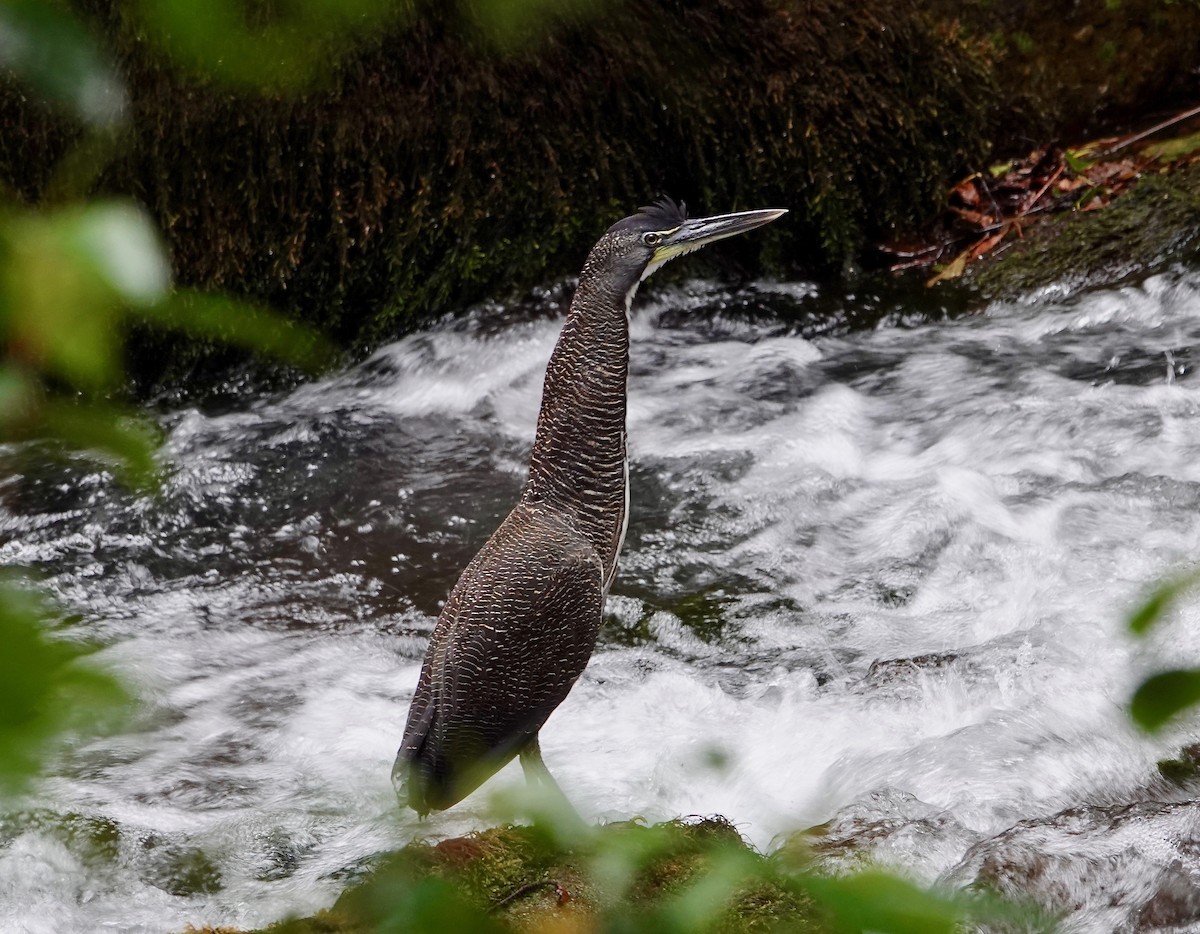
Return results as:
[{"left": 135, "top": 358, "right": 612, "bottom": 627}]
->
[
  {"left": 865, "top": 652, "right": 962, "bottom": 685},
  {"left": 1156, "top": 742, "right": 1200, "bottom": 789},
  {"left": 796, "top": 788, "right": 978, "bottom": 881},
  {"left": 943, "top": 800, "right": 1200, "bottom": 932},
  {"left": 1135, "top": 870, "right": 1200, "bottom": 934},
  {"left": 136, "top": 833, "right": 223, "bottom": 897}
]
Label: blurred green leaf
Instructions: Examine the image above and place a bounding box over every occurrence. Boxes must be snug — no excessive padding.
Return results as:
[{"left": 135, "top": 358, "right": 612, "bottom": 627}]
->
[
  {"left": 38, "top": 400, "right": 161, "bottom": 489},
  {"left": 1131, "top": 669, "right": 1200, "bottom": 732},
  {"left": 1129, "top": 570, "right": 1200, "bottom": 635},
  {"left": 132, "top": 0, "right": 412, "bottom": 91},
  {"left": 0, "top": 579, "right": 128, "bottom": 793},
  {"left": 327, "top": 870, "right": 503, "bottom": 934},
  {"left": 141, "top": 289, "right": 333, "bottom": 373},
  {"left": 662, "top": 847, "right": 759, "bottom": 931},
  {"left": 1063, "top": 148, "right": 1094, "bottom": 174},
  {"left": 801, "top": 871, "right": 980, "bottom": 934},
  {"left": 0, "top": 0, "right": 126, "bottom": 126},
  {"left": 67, "top": 201, "right": 172, "bottom": 306},
  {"left": 0, "top": 364, "right": 36, "bottom": 417},
  {"left": 465, "top": 0, "right": 605, "bottom": 50},
  {"left": 1, "top": 200, "right": 171, "bottom": 389}
]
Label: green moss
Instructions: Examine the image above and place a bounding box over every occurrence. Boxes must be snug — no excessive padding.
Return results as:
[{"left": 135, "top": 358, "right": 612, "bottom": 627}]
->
[
  {"left": 929, "top": 0, "right": 1200, "bottom": 144},
  {"left": 1011, "top": 31, "right": 1035, "bottom": 54},
  {"left": 1, "top": 0, "right": 1000, "bottom": 390},
  {"left": 232, "top": 817, "right": 827, "bottom": 933},
  {"left": 970, "top": 162, "right": 1200, "bottom": 298}
]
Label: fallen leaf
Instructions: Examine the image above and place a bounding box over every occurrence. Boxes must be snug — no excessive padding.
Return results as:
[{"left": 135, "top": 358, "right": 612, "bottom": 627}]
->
[
  {"left": 967, "top": 228, "right": 1008, "bottom": 261},
  {"left": 925, "top": 251, "right": 967, "bottom": 286},
  {"left": 952, "top": 175, "right": 982, "bottom": 207},
  {"left": 949, "top": 206, "right": 993, "bottom": 227}
]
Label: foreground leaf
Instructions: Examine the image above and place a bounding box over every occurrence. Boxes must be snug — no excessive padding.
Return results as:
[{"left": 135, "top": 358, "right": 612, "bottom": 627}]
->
[
  {"left": 0, "top": 581, "right": 128, "bottom": 793},
  {"left": 0, "top": 0, "right": 126, "bottom": 126},
  {"left": 1, "top": 201, "right": 171, "bottom": 389},
  {"left": 1131, "top": 669, "right": 1200, "bottom": 733},
  {"left": 141, "top": 289, "right": 333, "bottom": 373},
  {"left": 1128, "top": 571, "right": 1200, "bottom": 635}
]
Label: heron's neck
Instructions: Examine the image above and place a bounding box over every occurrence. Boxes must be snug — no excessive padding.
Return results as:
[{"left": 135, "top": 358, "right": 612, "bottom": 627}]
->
[{"left": 523, "top": 275, "right": 632, "bottom": 573}]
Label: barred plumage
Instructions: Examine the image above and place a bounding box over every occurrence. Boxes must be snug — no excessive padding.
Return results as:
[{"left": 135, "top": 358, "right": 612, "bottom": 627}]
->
[{"left": 393, "top": 200, "right": 786, "bottom": 816}]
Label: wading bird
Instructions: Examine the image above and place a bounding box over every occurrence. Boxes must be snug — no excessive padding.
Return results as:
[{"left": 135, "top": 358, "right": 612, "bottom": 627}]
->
[{"left": 393, "top": 198, "right": 786, "bottom": 816}]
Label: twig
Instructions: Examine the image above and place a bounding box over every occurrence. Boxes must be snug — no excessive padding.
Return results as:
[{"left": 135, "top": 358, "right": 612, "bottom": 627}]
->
[
  {"left": 490, "top": 879, "right": 570, "bottom": 913},
  {"left": 1095, "top": 104, "right": 1200, "bottom": 158},
  {"left": 1020, "top": 163, "right": 1064, "bottom": 214}
]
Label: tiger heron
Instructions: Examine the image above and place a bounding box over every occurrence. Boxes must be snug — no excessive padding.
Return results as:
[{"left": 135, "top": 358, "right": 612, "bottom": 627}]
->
[{"left": 393, "top": 198, "right": 786, "bottom": 816}]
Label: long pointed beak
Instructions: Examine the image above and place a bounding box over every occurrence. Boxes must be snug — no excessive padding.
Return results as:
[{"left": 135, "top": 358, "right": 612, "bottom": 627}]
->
[
  {"left": 646, "top": 208, "right": 787, "bottom": 278},
  {"left": 667, "top": 208, "right": 787, "bottom": 250}
]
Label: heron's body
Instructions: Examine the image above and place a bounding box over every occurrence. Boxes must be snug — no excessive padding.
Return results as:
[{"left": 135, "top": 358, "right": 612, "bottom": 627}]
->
[{"left": 394, "top": 198, "right": 784, "bottom": 815}]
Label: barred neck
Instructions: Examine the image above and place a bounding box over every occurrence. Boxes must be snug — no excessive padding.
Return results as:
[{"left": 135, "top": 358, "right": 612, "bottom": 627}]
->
[{"left": 523, "top": 275, "right": 632, "bottom": 571}]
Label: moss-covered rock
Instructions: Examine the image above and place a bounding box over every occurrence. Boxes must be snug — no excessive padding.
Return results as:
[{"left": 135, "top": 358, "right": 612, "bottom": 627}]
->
[
  {"left": 3, "top": 1, "right": 999, "bottom": 367},
  {"left": 212, "top": 817, "right": 825, "bottom": 933},
  {"left": 5, "top": 1, "right": 1200, "bottom": 393},
  {"left": 968, "top": 161, "right": 1200, "bottom": 299},
  {"left": 1157, "top": 741, "right": 1200, "bottom": 788},
  {"left": 932, "top": 0, "right": 1200, "bottom": 143}
]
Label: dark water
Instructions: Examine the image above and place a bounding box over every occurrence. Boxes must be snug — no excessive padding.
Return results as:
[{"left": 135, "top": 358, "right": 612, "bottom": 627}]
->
[{"left": 3, "top": 270, "right": 1200, "bottom": 932}]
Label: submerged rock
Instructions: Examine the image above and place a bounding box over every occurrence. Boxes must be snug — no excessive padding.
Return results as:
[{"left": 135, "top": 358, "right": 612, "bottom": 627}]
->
[
  {"left": 206, "top": 817, "right": 824, "bottom": 933},
  {"left": 942, "top": 799, "right": 1200, "bottom": 932}
]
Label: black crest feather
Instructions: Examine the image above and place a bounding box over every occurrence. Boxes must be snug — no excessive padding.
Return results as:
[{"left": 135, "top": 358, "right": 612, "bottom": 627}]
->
[
  {"left": 606, "top": 195, "right": 688, "bottom": 236},
  {"left": 637, "top": 196, "right": 687, "bottom": 227}
]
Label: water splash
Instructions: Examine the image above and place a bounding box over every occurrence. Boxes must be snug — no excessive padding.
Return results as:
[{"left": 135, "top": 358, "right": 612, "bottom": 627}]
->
[{"left": 3, "top": 271, "right": 1200, "bottom": 931}]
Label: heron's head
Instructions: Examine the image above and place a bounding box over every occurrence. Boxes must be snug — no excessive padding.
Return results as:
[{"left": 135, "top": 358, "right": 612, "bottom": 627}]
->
[{"left": 583, "top": 197, "right": 787, "bottom": 301}]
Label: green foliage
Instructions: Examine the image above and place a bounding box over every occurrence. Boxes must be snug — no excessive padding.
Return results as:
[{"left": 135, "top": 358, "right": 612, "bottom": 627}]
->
[
  {"left": 1, "top": 200, "right": 169, "bottom": 389},
  {"left": 1127, "top": 571, "right": 1200, "bottom": 731},
  {"left": 0, "top": 0, "right": 333, "bottom": 800},
  {"left": 1128, "top": 572, "right": 1200, "bottom": 635},
  {"left": 0, "top": 0, "right": 126, "bottom": 126},
  {"left": 0, "top": 579, "right": 127, "bottom": 793},
  {"left": 132, "top": 0, "right": 412, "bottom": 91},
  {"left": 463, "top": 0, "right": 606, "bottom": 50},
  {"left": 251, "top": 815, "right": 1046, "bottom": 934},
  {"left": 1132, "top": 670, "right": 1200, "bottom": 732}
]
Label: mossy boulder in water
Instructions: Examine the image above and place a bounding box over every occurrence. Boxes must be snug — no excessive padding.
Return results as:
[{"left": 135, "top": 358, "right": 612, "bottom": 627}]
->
[
  {"left": 970, "top": 162, "right": 1200, "bottom": 299},
  {"left": 226, "top": 818, "right": 824, "bottom": 933}
]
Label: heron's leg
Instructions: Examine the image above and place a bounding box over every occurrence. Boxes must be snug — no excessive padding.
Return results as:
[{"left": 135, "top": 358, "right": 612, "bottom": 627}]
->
[{"left": 518, "top": 736, "right": 586, "bottom": 828}]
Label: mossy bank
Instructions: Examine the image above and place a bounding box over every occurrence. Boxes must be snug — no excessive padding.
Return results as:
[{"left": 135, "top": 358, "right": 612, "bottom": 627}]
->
[
  {"left": 970, "top": 161, "right": 1200, "bottom": 299},
  {"left": 3, "top": 0, "right": 1198, "bottom": 390}
]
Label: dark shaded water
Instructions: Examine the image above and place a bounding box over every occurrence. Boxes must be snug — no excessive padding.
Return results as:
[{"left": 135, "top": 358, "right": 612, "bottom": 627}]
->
[{"left": 4, "top": 270, "right": 1200, "bottom": 932}]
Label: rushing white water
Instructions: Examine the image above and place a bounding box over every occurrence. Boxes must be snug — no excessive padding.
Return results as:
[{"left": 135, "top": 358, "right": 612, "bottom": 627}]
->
[{"left": 4, "top": 268, "right": 1200, "bottom": 932}]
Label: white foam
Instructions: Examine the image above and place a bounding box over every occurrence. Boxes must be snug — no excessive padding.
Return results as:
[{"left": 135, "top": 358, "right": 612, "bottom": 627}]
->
[{"left": 6, "top": 271, "right": 1200, "bottom": 930}]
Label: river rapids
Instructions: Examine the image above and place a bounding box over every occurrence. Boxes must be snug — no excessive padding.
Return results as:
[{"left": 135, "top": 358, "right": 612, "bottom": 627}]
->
[{"left": 4, "top": 266, "right": 1200, "bottom": 932}]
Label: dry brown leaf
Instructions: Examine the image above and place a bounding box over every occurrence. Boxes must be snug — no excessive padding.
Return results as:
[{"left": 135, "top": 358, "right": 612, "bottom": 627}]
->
[
  {"left": 967, "top": 229, "right": 1008, "bottom": 262},
  {"left": 1055, "top": 177, "right": 1090, "bottom": 193},
  {"left": 953, "top": 176, "right": 982, "bottom": 206},
  {"left": 950, "top": 206, "right": 993, "bottom": 227}
]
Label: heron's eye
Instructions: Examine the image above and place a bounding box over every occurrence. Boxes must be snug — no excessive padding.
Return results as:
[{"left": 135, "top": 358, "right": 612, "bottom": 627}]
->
[{"left": 643, "top": 232, "right": 663, "bottom": 246}]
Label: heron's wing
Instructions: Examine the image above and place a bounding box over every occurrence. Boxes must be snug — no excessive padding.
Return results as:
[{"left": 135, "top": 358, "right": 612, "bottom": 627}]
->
[
  {"left": 401, "top": 512, "right": 605, "bottom": 809},
  {"left": 392, "top": 612, "right": 449, "bottom": 785},
  {"left": 442, "top": 534, "right": 604, "bottom": 757}
]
